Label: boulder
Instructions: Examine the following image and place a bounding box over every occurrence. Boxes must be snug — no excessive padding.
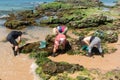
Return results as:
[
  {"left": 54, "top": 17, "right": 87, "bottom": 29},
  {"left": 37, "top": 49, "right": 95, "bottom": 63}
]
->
[
  {"left": 42, "top": 61, "right": 84, "bottom": 75},
  {"left": 94, "top": 30, "right": 118, "bottom": 43},
  {"left": 69, "top": 14, "right": 107, "bottom": 28},
  {"left": 4, "top": 20, "right": 30, "bottom": 29}
]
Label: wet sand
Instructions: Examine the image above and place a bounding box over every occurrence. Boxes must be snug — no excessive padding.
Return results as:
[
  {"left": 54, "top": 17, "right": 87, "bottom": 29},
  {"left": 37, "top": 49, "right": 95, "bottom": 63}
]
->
[{"left": 0, "top": 43, "right": 34, "bottom": 80}]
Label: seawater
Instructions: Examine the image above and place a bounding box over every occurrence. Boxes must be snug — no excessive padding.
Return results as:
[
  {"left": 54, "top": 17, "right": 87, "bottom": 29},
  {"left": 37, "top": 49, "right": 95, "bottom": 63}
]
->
[
  {"left": 0, "top": 0, "right": 54, "bottom": 10},
  {"left": 0, "top": 0, "right": 117, "bottom": 12},
  {"left": 0, "top": 0, "right": 54, "bottom": 16},
  {"left": 100, "top": 0, "right": 117, "bottom": 6}
]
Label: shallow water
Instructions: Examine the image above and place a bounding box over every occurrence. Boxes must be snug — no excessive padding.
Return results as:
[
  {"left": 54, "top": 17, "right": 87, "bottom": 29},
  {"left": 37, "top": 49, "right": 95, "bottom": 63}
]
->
[
  {"left": 0, "top": 0, "right": 54, "bottom": 11},
  {"left": 100, "top": 0, "right": 117, "bottom": 6},
  {"left": 22, "top": 26, "right": 52, "bottom": 42}
]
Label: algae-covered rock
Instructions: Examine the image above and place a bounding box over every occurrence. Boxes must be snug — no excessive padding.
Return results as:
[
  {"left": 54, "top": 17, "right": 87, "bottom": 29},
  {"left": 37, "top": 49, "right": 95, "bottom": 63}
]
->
[
  {"left": 19, "top": 35, "right": 72, "bottom": 54},
  {"left": 76, "top": 76, "right": 91, "bottom": 80},
  {"left": 17, "top": 10, "right": 34, "bottom": 18},
  {"left": 94, "top": 30, "right": 118, "bottom": 43},
  {"left": 36, "top": 2, "right": 73, "bottom": 12},
  {"left": 19, "top": 35, "right": 54, "bottom": 54},
  {"left": 89, "top": 69, "right": 120, "bottom": 80},
  {"left": 4, "top": 10, "right": 38, "bottom": 29},
  {"left": 4, "top": 20, "right": 30, "bottom": 29},
  {"left": 104, "top": 30, "right": 118, "bottom": 43},
  {"left": 19, "top": 41, "right": 53, "bottom": 54},
  {"left": 42, "top": 61, "right": 84, "bottom": 75},
  {"left": 19, "top": 41, "right": 40, "bottom": 53},
  {"left": 55, "top": 0, "right": 100, "bottom": 7},
  {"left": 42, "top": 61, "right": 57, "bottom": 75},
  {"left": 69, "top": 14, "right": 107, "bottom": 28}
]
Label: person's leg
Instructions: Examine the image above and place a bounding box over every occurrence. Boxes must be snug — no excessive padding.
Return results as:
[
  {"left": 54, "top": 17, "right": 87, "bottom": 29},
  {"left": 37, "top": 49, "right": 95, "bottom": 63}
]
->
[
  {"left": 97, "top": 42, "right": 102, "bottom": 53},
  {"left": 53, "top": 46, "right": 57, "bottom": 53},
  {"left": 88, "top": 44, "right": 93, "bottom": 56},
  {"left": 61, "top": 40, "right": 66, "bottom": 53},
  {"left": 14, "top": 45, "right": 19, "bottom": 56},
  {"left": 13, "top": 40, "right": 19, "bottom": 56},
  {"left": 8, "top": 39, "right": 18, "bottom": 56},
  {"left": 52, "top": 46, "right": 58, "bottom": 57},
  {"left": 88, "top": 37, "right": 99, "bottom": 56},
  {"left": 12, "top": 46, "right": 15, "bottom": 51},
  {"left": 62, "top": 39, "right": 66, "bottom": 49},
  {"left": 52, "top": 41, "right": 59, "bottom": 57},
  {"left": 97, "top": 41, "right": 103, "bottom": 57},
  {"left": 8, "top": 39, "right": 14, "bottom": 51}
]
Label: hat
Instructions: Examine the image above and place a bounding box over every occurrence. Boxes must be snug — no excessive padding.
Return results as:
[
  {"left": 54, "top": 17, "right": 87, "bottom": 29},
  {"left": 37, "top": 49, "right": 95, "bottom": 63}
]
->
[{"left": 57, "top": 26, "right": 62, "bottom": 33}]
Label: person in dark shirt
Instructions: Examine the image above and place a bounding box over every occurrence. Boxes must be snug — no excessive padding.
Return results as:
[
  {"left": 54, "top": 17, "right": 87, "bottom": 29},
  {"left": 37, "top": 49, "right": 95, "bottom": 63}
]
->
[{"left": 7, "top": 31, "right": 22, "bottom": 56}]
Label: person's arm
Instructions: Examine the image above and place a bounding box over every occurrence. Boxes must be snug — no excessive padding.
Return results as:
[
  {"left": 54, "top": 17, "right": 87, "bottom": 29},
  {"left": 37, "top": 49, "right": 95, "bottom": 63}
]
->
[
  {"left": 17, "top": 36, "right": 21, "bottom": 44},
  {"left": 83, "top": 38, "right": 89, "bottom": 46}
]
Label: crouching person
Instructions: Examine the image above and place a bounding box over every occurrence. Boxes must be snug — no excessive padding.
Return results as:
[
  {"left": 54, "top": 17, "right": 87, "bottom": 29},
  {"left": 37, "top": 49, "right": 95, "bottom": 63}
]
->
[
  {"left": 52, "top": 33, "right": 66, "bottom": 57},
  {"left": 7, "top": 31, "right": 22, "bottom": 56},
  {"left": 79, "top": 36, "right": 103, "bottom": 57}
]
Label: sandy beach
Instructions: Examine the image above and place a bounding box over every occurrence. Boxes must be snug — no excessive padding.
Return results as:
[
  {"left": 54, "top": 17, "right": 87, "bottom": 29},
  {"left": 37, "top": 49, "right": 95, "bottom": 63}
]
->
[{"left": 0, "top": 0, "right": 119, "bottom": 80}]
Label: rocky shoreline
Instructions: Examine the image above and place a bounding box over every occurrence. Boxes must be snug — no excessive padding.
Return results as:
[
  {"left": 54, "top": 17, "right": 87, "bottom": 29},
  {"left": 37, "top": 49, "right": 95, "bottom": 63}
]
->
[{"left": 2, "top": 0, "right": 120, "bottom": 80}]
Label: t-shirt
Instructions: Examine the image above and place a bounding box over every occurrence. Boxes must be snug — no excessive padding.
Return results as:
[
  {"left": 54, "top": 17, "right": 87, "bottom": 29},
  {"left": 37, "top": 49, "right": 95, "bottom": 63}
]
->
[
  {"left": 54, "top": 34, "right": 66, "bottom": 46},
  {"left": 83, "top": 36, "right": 91, "bottom": 43},
  {"left": 83, "top": 36, "right": 96, "bottom": 43},
  {"left": 7, "top": 31, "right": 22, "bottom": 40}
]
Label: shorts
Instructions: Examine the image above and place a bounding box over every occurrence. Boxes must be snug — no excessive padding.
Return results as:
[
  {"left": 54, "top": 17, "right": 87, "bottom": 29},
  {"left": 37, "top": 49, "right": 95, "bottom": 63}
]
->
[{"left": 7, "top": 38, "right": 18, "bottom": 46}]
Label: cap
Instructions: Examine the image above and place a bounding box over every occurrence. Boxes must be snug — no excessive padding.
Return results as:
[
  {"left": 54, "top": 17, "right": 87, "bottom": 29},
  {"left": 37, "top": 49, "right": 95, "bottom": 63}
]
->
[{"left": 57, "top": 26, "right": 62, "bottom": 33}]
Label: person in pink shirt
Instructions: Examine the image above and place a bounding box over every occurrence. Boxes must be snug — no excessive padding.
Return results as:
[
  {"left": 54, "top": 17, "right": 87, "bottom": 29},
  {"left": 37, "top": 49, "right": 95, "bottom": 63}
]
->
[{"left": 52, "top": 33, "right": 66, "bottom": 57}]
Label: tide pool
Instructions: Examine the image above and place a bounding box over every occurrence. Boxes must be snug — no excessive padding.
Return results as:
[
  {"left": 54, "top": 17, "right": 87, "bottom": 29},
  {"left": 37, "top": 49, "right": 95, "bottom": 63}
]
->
[{"left": 100, "top": 0, "right": 117, "bottom": 6}]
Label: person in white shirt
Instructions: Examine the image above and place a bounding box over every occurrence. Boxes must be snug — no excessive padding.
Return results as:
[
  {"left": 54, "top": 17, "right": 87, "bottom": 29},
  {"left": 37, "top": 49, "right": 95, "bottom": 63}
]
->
[{"left": 79, "top": 36, "right": 103, "bottom": 57}]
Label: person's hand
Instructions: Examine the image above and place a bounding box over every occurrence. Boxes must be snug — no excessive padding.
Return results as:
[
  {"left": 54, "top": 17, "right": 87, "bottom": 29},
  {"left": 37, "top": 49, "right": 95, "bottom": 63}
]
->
[
  {"left": 17, "top": 36, "right": 21, "bottom": 44},
  {"left": 18, "top": 41, "right": 21, "bottom": 45}
]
